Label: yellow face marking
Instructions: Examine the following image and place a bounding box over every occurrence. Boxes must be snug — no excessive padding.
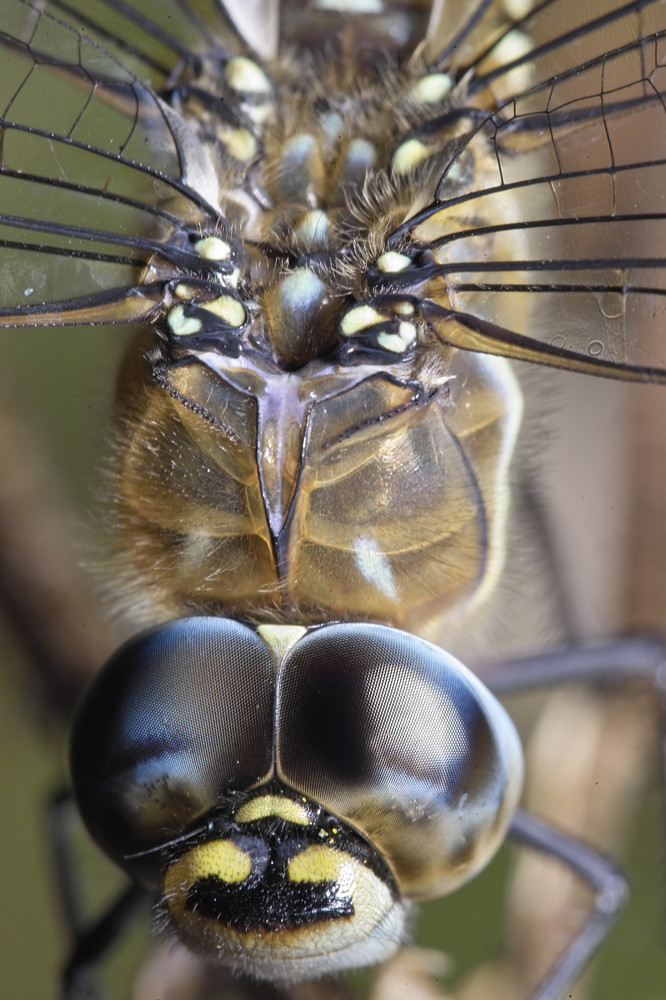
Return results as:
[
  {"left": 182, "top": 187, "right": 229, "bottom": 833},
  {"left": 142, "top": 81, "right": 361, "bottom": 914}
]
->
[
  {"left": 235, "top": 794, "right": 310, "bottom": 826},
  {"left": 165, "top": 839, "right": 252, "bottom": 906},
  {"left": 164, "top": 838, "right": 403, "bottom": 974},
  {"left": 288, "top": 843, "right": 350, "bottom": 883}
]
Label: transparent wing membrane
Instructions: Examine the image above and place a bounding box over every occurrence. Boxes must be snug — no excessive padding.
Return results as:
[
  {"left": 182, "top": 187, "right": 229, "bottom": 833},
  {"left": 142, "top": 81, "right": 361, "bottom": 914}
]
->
[
  {"left": 24, "top": 0, "right": 243, "bottom": 85},
  {"left": 404, "top": 9, "right": 666, "bottom": 379},
  {"left": 0, "top": 0, "right": 664, "bottom": 378},
  {"left": 426, "top": 0, "right": 665, "bottom": 94},
  {"left": 0, "top": 0, "right": 221, "bottom": 326}
]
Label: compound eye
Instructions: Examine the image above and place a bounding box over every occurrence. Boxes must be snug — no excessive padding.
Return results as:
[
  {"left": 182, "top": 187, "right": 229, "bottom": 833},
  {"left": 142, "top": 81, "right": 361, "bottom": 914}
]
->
[
  {"left": 276, "top": 623, "right": 523, "bottom": 898},
  {"left": 70, "top": 618, "right": 275, "bottom": 886}
]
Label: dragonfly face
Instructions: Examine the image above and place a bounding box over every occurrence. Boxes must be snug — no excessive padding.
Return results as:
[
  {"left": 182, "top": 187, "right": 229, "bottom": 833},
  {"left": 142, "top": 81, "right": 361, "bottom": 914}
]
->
[
  {"left": 1, "top": 0, "right": 665, "bottom": 995},
  {"left": 70, "top": 618, "right": 523, "bottom": 979}
]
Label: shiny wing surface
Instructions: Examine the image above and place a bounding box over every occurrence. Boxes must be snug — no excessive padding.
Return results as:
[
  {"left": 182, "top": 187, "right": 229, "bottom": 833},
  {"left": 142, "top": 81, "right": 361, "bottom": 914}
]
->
[
  {"left": 393, "top": 0, "right": 666, "bottom": 379},
  {"left": 0, "top": 0, "right": 664, "bottom": 384},
  {"left": 27, "top": 0, "right": 244, "bottom": 86},
  {"left": 0, "top": 0, "right": 229, "bottom": 327}
]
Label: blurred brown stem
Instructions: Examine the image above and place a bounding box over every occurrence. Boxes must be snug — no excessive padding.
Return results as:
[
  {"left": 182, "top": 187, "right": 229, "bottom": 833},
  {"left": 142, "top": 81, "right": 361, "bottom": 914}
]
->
[{"left": 0, "top": 389, "right": 115, "bottom": 720}]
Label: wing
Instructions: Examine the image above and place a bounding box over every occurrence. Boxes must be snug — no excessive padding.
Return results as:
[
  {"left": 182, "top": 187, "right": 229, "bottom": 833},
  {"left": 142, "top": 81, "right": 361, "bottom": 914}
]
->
[
  {"left": 2, "top": 0, "right": 666, "bottom": 382},
  {"left": 0, "top": 0, "right": 245, "bottom": 328},
  {"left": 394, "top": 0, "right": 666, "bottom": 380}
]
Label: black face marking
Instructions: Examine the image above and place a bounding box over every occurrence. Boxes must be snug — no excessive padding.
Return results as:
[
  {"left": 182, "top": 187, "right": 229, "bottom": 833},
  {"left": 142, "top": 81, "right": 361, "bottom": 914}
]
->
[{"left": 185, "top": 874, "right": 355, "bottom": 932}]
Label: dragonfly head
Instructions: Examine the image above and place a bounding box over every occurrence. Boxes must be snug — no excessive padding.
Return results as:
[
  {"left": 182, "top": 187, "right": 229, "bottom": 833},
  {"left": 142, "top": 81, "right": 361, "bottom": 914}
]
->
[{"left": 70, "top": 618, "right": 523, "bottom": 979}]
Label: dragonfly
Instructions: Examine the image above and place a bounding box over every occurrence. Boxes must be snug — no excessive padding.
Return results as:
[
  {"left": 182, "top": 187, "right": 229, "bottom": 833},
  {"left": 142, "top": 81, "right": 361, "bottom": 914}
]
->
[{"left": 0, "top": 1, "right": 665, "bottom": 998}]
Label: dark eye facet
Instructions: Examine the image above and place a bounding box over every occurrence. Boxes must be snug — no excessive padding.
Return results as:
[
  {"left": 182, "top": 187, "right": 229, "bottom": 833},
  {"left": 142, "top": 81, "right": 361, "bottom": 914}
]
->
[
  {"left": 70, "top": 618, "right": 275, "bottom": 885},
  {"left": 275, "top": 623, "right": 523, "bottom": 898}
]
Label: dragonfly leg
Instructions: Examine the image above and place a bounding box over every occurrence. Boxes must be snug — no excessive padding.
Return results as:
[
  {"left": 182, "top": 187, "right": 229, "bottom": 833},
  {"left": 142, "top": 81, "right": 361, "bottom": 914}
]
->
[
  {"left": 49, "top": 789, "right": 148, "bottom": 999},
  {"left": 483, "top": 635, "right": 666, "bottom": 695},
  {"left": 485, "top": 635, "right": 666, "bottom": 828},
  {"left": 61, "top": 885, "right": 146, "bottom": 1000},
  {"left": 509, "top": 808, "right": 629, "bottom": 1000},
  {"left": 486, "top": 636, "right": 666, "bottom": 812},
  {"left": 483, "top": 638, "right": 666, "bottom": 999}
]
